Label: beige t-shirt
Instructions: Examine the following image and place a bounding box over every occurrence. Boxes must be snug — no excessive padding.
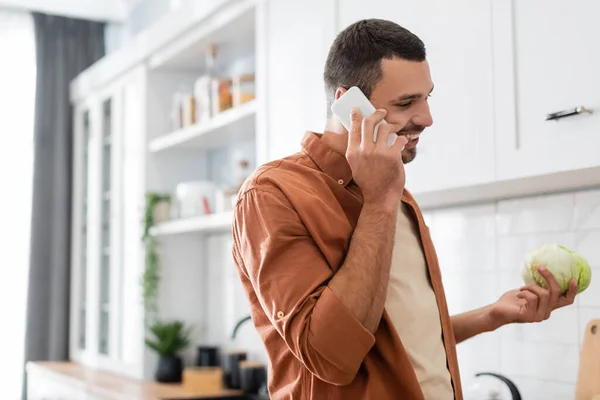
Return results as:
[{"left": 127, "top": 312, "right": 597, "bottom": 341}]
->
[{"left": 385, "top": 202, "right": 454, "bottom": 399}]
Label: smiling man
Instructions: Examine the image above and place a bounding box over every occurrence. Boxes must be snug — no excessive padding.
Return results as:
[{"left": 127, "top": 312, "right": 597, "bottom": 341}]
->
[{"left": 231, "top": 19, "right": 577, "bottom": 400}]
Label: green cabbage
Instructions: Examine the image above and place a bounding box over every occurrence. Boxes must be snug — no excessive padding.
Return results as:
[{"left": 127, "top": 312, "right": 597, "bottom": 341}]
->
[{"left": 521, "top": 244, "right": 592, "bottom": 294}]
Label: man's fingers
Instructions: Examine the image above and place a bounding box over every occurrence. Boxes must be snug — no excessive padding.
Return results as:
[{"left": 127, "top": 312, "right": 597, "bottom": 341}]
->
[
  {"left": 516, "top": 289, "right": 538, "bottom": 321},
  {"left": 537, "top": 265, "right": 561, "bottom": 307},
  {"left": 558, "top": 279, "right": 578, "bottom": 308},
  {"left": 361, "top": 109, "right": 387, "bottom": 147},
  {"left": 365, "top": 108, "right": 388, "bottom": 127},
  {"left": 348, "top": 107, "right": 362, "bottom": 149},
  {"left": 393, "top": 135, "right": 409, "bottom": 152},
  {"left": 520, "top": 285, "right": 550, "bottom": 320},
  {"left": 375, "top": 123, "right": 404, "bottom": 148}
]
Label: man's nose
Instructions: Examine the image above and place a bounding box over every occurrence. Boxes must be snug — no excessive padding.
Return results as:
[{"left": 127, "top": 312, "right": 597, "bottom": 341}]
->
[{"left": 413, "top": 102, "right": 433, "bottom": 128}]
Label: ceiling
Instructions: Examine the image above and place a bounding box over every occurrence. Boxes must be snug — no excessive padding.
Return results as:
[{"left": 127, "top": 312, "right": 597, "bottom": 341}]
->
[{"left": 0, "top": 0, "right": 147, "bottom": 22}]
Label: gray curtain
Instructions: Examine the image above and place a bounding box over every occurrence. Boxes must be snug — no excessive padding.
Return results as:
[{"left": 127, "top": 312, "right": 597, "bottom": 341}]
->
[{"left": 23, "top": 11, "right": 105, "bottom": 397}]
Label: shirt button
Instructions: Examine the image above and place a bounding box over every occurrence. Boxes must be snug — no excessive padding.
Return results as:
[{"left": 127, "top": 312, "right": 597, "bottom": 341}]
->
[
  {"left": 337, "top": 179, "right": 344, "bottom": 185},
  {"left": 276, "top": 311, "right": 284, "bottom": 319}
]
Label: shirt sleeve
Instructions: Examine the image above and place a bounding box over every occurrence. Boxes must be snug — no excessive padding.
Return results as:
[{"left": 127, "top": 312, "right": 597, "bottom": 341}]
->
[{"left": 232, "top": 187, "right": 376, "bottom": 386}]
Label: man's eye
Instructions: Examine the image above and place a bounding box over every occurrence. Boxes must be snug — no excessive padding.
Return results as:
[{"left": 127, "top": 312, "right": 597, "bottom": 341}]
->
[{"left": 396, "top": 102, "right": 411, "bottom": 109}]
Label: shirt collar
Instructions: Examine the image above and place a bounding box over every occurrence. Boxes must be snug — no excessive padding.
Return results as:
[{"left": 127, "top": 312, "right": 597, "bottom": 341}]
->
[{"left": 301, "top": 131, "right": 354, "bottom": 187}]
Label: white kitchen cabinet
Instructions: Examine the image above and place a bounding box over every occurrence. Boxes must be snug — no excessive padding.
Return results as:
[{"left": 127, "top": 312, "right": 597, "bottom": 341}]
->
[
  {"left": 338, "top": 0, "right": 496, "bottom": 194},
  {"left": 492, "top": 0, "right": 600, "bottom": 180},
  {"left": 260, "top": 0, "right": 337, "bottom": 161},
  {"left": 70, "top": 66, "right": 146, "bottom": 379}
]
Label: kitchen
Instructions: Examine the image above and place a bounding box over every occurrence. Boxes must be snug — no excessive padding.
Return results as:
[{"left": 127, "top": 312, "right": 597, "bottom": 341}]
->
[{"left": 19, "top": 0, "right": 600, "bottom": 399}]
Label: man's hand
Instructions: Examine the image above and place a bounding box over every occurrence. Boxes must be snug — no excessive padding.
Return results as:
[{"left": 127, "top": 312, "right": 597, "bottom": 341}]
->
[
  {"left": 452, "top": 265, "right": 578, "bottom": 343},
  {"left": 328, "top": 108, "right": 409, "bottom": 334},
  {"left": 490, "top": 265, "right": 578, "bottom": 326},
  {"left": 346, "top": 107, "right": 408, "bottom": 211}
]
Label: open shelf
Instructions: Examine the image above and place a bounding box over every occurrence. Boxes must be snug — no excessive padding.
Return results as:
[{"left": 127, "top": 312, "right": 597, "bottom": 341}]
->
[
  {"left": 148, "top": 1, "right": 256, "bottom": 72},
  {"left": 149, "top": 100, "right": 257, "bottom": 153},
  {"left": 149, "top": 211, "right": 234, "bottom": 236}
]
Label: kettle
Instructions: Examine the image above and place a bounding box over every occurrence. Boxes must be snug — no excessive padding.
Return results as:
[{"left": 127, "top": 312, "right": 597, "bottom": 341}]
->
[{"left": 464, "top": 372, "right": 522, "bottom": 400}]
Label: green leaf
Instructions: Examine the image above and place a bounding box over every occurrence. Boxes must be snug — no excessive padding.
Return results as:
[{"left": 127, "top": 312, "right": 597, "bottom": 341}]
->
[{"left": 144, "top": 319, "right": 192, "bottom": 357}]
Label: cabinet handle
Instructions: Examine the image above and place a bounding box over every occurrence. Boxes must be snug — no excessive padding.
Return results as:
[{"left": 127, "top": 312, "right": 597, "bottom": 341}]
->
[{"left": 545, "top": 106, "right": 593, "bottom": 121}]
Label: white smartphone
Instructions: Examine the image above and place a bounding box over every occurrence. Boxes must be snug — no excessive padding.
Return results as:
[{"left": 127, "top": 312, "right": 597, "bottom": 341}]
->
[{"left": 330, "top": 86, "right": 397, "bottom": 147}]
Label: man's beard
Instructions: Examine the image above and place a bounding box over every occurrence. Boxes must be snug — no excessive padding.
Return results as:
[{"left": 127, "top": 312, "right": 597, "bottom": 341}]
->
[
  {"left": 402, "top": 147, "right": 417, "bottom": 164},
  {"left": 398, "top": 123, "right": 424, "bottom": 164}
]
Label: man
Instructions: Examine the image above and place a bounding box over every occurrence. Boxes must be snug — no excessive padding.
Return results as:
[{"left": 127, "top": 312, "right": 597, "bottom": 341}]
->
[{"left": 231, "top": 19, "right": 577, "bottom": 400}]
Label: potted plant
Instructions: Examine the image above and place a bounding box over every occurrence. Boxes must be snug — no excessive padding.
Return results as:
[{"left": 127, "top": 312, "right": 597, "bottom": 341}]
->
[{"left": 145, "top": 320, "right": 191, "bottom": 383}]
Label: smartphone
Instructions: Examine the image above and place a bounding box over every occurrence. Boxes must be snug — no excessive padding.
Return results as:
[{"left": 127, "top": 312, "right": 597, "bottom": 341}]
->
[{"left": 330, "top": 86, "right": 397, "bottom": 147}]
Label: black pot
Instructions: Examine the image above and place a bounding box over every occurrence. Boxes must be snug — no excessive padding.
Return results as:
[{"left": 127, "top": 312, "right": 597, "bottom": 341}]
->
[
  {"left": 155, "top": 355, "right": 183, "bottom": 383},
  {"left": 195, "top": 346, "right": 220, "bottom": 367}
]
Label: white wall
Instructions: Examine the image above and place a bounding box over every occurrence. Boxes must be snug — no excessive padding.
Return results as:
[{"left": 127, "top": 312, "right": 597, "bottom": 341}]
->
[
  {"left": 104, "top": 0, "right": 225, "bottom": 54},
  {"left": 103, "top": 0, "right": 166, "bottom": 54},
  {"left": 204, "top": 233, "right": 266, "bottom": 362},
  {"left": 102, "top": 0, "right": 170, "bottom": 54},
  {"left": 203, "top": 186, "right": 600, "bottom": 398},
  {"left": 124, "top": 0, "right": 170, "bottom": 35}
]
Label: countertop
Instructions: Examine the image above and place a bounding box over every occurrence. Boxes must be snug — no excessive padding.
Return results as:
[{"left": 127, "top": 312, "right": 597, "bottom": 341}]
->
[{"left": 26, "top": 361, "right": 245, "bottom": 400}]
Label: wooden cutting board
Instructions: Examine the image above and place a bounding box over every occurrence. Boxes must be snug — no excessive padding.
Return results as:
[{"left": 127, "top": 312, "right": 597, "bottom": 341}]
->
[{"left": 575, "top": 319, "right": 600, "bottom": 400}]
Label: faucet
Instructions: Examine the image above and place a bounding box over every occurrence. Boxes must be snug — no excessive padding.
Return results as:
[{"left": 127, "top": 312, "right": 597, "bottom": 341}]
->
[
  {"left": 474, "top": 372, "right": 522, "bottom": 400},
  {"left": 231, "top": 314, "right": 252, "bottom": 340},
  {"left": 229, "top": 314, "right": 270, "bottom": 396}
]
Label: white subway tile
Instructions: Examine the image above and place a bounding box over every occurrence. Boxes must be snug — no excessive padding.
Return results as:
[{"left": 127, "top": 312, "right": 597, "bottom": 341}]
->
[
  {"left": 497, "top": 271, "right": 525, "bottom": 293},
  {"left": 496, "top": 193, "right": 574, "bottom": 236},
  {"left": 506, "top": 375, "right": 575, "bottom": 400},
  {"left": 457, "top": 332, "right": 501, "bottom": 387},
  {"left": 499, "top": 338, "right": 580, "bottom": 383},
  {"left": 433, "top": 233, "right": 496, "bottom": 274},
  {"left": 499, "top": 305, "right": 579, "bottom": 346},
  {"left": 573, "top": 188, "right": 600, "bottom": 230},
  {"left": 575, "top": 230, "right": 600, "bottom": 267},
  {"left": 431, "top": 204, "right": 496, "bottom": 273},
  {"left": 442, "top": 271, "right": 500, "bottom": 316},
  {"left": 432, "top": 204, "right": 496, "bottom": 239},
  {"left": 577, "top": 269, "right": 600, "bottom": 308}
]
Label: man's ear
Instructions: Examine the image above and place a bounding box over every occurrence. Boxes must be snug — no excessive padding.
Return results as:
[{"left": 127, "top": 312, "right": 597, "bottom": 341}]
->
[{"left": 334, "top": 87, "right": 348, "bottom": 101}]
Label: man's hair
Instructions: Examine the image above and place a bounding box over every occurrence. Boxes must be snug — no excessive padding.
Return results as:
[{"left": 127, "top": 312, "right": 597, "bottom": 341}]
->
[{"left": 323, "top": 19, "right": 426, "bottom": 115}]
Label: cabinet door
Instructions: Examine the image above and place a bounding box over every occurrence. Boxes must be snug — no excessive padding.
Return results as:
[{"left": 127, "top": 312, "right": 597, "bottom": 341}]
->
[
  {"left": 261, "top": 0, "right": 337, "bottom": 161},
  {"left": 70, "top": 98, "right": 96, "bottom": 361},
  {"left": 70, "top": 67, "right": 146, "bottom": 379},
  {"left": 118, "top": 66, "right": 146, "bottom": 374},
  {"left": 338, "top": 0, "right": 496, "bottom": 194},
  {"left": 93, "top": 68, "right": 146, "bottom": 378},
  {"left": 98, "top": 89, "right": 120, "bottom": 358},
  {"left": 493, "top": 0, "right": 600, "bottom": 180}
]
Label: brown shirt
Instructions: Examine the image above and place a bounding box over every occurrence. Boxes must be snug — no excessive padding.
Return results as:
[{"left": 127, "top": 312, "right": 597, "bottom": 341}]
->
[{"left": 231, "top": 132, "right": 463, "bottom": 400}]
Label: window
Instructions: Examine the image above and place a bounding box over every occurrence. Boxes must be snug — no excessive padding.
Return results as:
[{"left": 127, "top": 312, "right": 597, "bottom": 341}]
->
[{"left": 0, "top": 8, "right": 36, "bottom": 400}]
